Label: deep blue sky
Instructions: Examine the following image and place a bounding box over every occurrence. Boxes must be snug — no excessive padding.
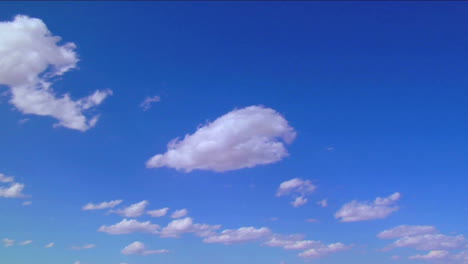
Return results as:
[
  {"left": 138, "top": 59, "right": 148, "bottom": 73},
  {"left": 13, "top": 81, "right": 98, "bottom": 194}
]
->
[{"left": 0, "top": 2, "right": 467, "bottom": 264}]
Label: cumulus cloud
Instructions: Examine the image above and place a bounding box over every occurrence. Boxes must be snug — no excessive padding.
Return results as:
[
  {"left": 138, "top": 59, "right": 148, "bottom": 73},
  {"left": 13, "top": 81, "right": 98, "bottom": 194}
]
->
[
  {"left": 0, "top": 182, "right": 26, "bottom": 198},
  {"left": 146, "top": 105, "right": 296, "bottom": 172},
  {"left": 291, "top": 196, "right": 308, "bottom": 208},
  {"left": 0, "top": 15, "right": 112, "bottom": 131},
  {"left": 19, "top": 240, "right": 32, "bottom": 245},
  {"left": 203, "top": 227, "right": 272, "bottom": 245},
  {"left": 121, "top": 241, "right": 169, "bottom": 256},
  {"left": 71, "top": 244, "right": 96, "bottom": 250},
  {"left": 82, "top": 200, "right": 122, "bottom": 211},
  {"left": 45, "top": 242, "right": 55, "bottom": 248},
  {"left": 335, "top": 192, "right": 401, "bottom": 222},
  {"left": 98, "top": 219, "right": 160, "bottom": 235},
  {"left": 159, "top": 217, "right": 221, "bottom": 238},
  {"left": 276, "top": 178, "right": 316, "bottom": 207},
  {"left": 111, "top": 200, "right": 148, "bottom": 217},
  {"left": 386, "top": 234, "right": 466, "bottom": 251},
  {"left": 171, "top": 209, "right": 188, "bottom": 218},
  {"left": 140, "top": 96, "right": 160, "bottom": 111},
  {"left": 378, "top": 225, "right": 438, "bottom": 239},
  {"left": 3, "top": 238, "right": 14, "bottom": 247},
  {"left": 409, "top": 250, "right": 450, "bottom": 260},
  {"left": 147, "top": 207, "right": 169, "bottom": 217},
  {"left": 264, "top": 234, "right": 351, "bottom": 259}
]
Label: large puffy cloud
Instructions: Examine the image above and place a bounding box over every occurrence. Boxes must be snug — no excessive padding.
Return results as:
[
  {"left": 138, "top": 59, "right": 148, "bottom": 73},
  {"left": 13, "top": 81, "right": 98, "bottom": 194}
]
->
[
  {"left": 121, "top": 241, "right": 169, "bottom": 256},
  {"left": 98, "top": 219, "right": 160, "bottom": 235},
  {"left": 159, "top": 217, "right": 221, "bottom": 238},
  {"left": 335, "top": 192, "right": 401, "bottom": 222},
  {"left": 82, "top": 200, "right": 122, "bottom": 211},
  {"left": 378, "top": 225, "right": 438, "bottom": 239},
  {"left": 203, "top": 227, "right": 272, "bottom": 244},
  {"left": 111, "top": 200, "right": 148, "bottom": 217},
  {"left": 276, "top": 178, "right": 316, "bottom": 208},
  {"left": 0, "top": 15, "right": 111, "bottom": 131},
  {"left": 146, "top": 106, "right": 296, "bottom": 172}
]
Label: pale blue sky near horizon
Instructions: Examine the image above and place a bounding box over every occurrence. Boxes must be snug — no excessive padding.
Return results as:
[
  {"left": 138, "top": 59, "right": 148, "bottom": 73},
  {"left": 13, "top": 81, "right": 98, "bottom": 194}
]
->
[{"left": 0, "top": 2, "right": 467, "bottom": 264}]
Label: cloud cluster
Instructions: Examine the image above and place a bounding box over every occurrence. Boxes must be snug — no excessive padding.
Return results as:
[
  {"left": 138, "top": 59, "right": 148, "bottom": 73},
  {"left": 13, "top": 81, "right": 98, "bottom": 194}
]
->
[
  {"left": 276, "top": 178, "right": 316, "bottom": 207},
  {"left": 0, "top": 173, "right": 27, "bottom": 199},
  {"left": 146, "top": 106, "right": 296, "bottom": 172},
  {"left": 121, "top": 241, "right": 169, "bottom": 256},
  {"left": 82, "top": 200, "right": 122, "bottom": 211},
  {"left": 335, "top": 192, "right": 401, "bottom": 222},
  {"left": 379, "top": 225, "right": 468, "bottom": 263},
  {"left": 264, "top": 234, "right": 351, "bottom": 259},
  {"left": 0, "top": 15, "right": 111, "bottom": 131}
]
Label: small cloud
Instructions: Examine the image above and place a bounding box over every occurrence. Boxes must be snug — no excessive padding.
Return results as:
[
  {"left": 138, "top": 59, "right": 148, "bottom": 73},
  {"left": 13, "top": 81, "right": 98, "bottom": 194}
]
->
[
  {"left": 335, "top": 192, "right": 401, "bottom": 222},
  {"left": 171, "top": 209, "right": 188, "bottom": 218},
  {"left": 326, "top": 147, "right": 334, "bottom": 151},
  {"left": 140, "top": 96, "right": 161, "bottom": 111},
  {"left": 22, "top": 201, "right": 32, "bottom": 206},
  {"left": 409, "top": 250, "right": 449, "bottom": 260},
  {"left": 203, "top": 227, "right": 272, "bottom": 245},
  {"left": 317, "top": 199, "right": 328, "bottom": 208},
  {"left": 17, "top": 118, "right": 30, "bottom": 125},
  {"left": 147, "top": 207, "right": 169, "bottom": 217},
  {"left": 111, "top": 200, "right": 148, "bottom": 217},
  {"left": 267, "top": 217, "right": 279, "bottom": 222},
  {"left": 82, "top": 200, "right": 122, "bottom": 210},
  {"left": 121, "top": 241, "right": 169, "bottom": 256},
  {"left": 45, "top": 242, "right": 55, "bottom": 248},
  {"left": 306, "top": 219, "right": 319, "bottom": 223},
  {"left": 3, "top": 238, "right": 14, "bottom": 247},
  {"left": 98, "top": 219, "right": 160, "bottom": 235},
  {"left": 19, "top": 240, "right": 32, "bottom": 246},
  {"left": 71, "top": 244, "right": 96, "bottom": 250},
  {"left": 0, "top": 173, "right": 28, "bottom": 199},
  {"left": 159, "top": 217, "right": 220, "bottom": 238},
  {"left": 276, "top": 178, "right": 316, "bottom": 207},
  {"left": 0, "top": 173, "right": 14, "bottom": 183},
  {"left": 291, "top": 196, "right": 308, "bottom": 208}
]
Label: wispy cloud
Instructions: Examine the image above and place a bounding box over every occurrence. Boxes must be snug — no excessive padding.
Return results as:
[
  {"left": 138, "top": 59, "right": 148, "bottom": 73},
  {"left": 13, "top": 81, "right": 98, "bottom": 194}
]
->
[
  {"left": 98, "top": 219, "right": 160, "bottom": 235},
  {"left": 171, "top": 209, "right": 188, "bottom": 218},
  {"left": 140, "top": 96, "right": 161, "bottom": 111},
  {"left": 111, "top": 200, "right": 148, "bottom": 217},
  {"left": 121, "top": 241, "right": 169, "bottom": 256},
  {"left": 335, "top": 192, "right": 401, "bottom": 222},
  {"left": 147, "top": 207, "right": 169, "bottom": 217},
  {"left": 82, "top": 200, "right": 123, "bottom": 211},
  {"left": 71, "top": 244, "right": 96, "bottom": 250}
]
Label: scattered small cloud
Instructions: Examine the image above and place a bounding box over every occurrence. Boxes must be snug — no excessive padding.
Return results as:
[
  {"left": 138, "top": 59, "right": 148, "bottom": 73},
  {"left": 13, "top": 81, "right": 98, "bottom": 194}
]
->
[
  {"left": 19, "top": 240, "right": 32, "bottom": 246},
  {"left": 317, "top": 199, "right": 328, "bottom": 208},
  {"left": 409, "top": 250, "right": 449, "bottom": 260},
  {"left": 306, "top": 219, "right": 319, "bottom": 223},
  {"left": 146, "top": 106, "right": 296, "bottom": 172},
  {"left": 171, "top": 209, "right": 188, "bottom": 218},
  {"left": 335, "top": 192, "right": 401, "bottom": 222},
  {"left": 121, "top": 241, "right": 169, "bottom": 256},
  {"left": 82, "top": 200, "right": 122, "bottom": 211},
  {"left": 203, "top": 227, "right": 272, "bottom": 245},
  {"left": 22, "top": 201, "right": 32, "bottom": 206},
  {"left": 276, "top": 178, "right": 316, "bottom": 207},
  {"left": 0, "top": 173, "right": 14, "bottom": 183},
  {"left": 147, "top": 207, "right": 169, "bottom": 217},
  {"left": 111, "top": 200, "right": 148, "bottom": 217},
  {"left": 140, "top": 96, "right": 161, "bottom": 111},
  {"left": 3, "top": 238, "right": 14, "bottom": 247},
  {"left": 17, "top": 118, "right": 30, "bottom": 125},
  {"left": 378, "top": 225, "right": 437, "bottom": 239},
  {"left": 159, "top": 217, "right": 221, "bottom": 238}
]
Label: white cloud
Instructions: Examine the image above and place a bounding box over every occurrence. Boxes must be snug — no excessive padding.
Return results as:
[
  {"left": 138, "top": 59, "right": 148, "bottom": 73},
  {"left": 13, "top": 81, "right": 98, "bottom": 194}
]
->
[
  {"left": 71, "top": 244, "right": 96, "bottom": 250},
  {"left": 335, "top": 192, "right": 401, "bottom": 222},
  {"left": 306, "top": 219, "right": 319, "bottom": 223},
  {"left": 146, "top": 105, "right": 296, "bottom": 172},
  {"left": 0, "top": 173, "right": 14, "bottom": 183},
  {"left": 276, "top": 178, "right": 316, "bottom": 197},
  {"left": 409, "top": 250, "right": 450, "bottom": 260},
  {"left": 0, "top": 15, "right": 112, "bottom": 131},
  {"left": 98, "top": 219, "right": 160, "bottom": 235},
  {"left": 111, "top": 200, "right": 148, "bottom": 217},
  {"left": 291, "top": 196, "right": 308, "bottom": 208},
  {"left": 19, "top": 240, "right": 32, "bottom": 245},
  {"left": 264, "top": 234, "right": 351, "bottom": 259},
  {"left": 378, "top": 225, "right": 438, "bottom": 239},
  {"left": 159, "top": 217, "right": 221, "bottom": 238},
  {"left": 45, "top": 242, "right": 55, "bottom": 248},
  {"left": 147, "top": 207, "right": 169, "bottom": 217},
  {"left": 276, "top": 178, "right": 316, "bottom": 207},
  {"left": 121, "top": 241, "right": 169, "bottom": 256},
  {"left": 3, "top": 238, "right": 14, "bottom": 247},
  {"left": 74, "top": 261, "right": 80, "bottom": 264},
  {"left": 0, "top": 183, "right": 26, "bottom": 198},
  {"left": 317, "top": 199, "right": 328, "bottom": 208},
  {"left": 82, "top": 200, "right": 123, "bottom": 210},
  {"left": 203, "top": 227, "right": 272, "bottom": 245},
  {"left": 387, "top": 234, "right": 466, "bottom": 251},
  {"left": 171, "top": 209, "right": 188, "bottom": 218},
  {"left": 22, "top": 201, "right": 32, "bottom": 206},
  {"left": 140, "top": 96, "right": 161, "bottom": 111}
]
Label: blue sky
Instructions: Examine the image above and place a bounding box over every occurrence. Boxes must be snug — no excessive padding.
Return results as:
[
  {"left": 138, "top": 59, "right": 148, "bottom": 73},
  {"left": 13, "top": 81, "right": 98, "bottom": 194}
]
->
[{"left": 0, "top": 2, "right": 467, "bottom": 264}]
